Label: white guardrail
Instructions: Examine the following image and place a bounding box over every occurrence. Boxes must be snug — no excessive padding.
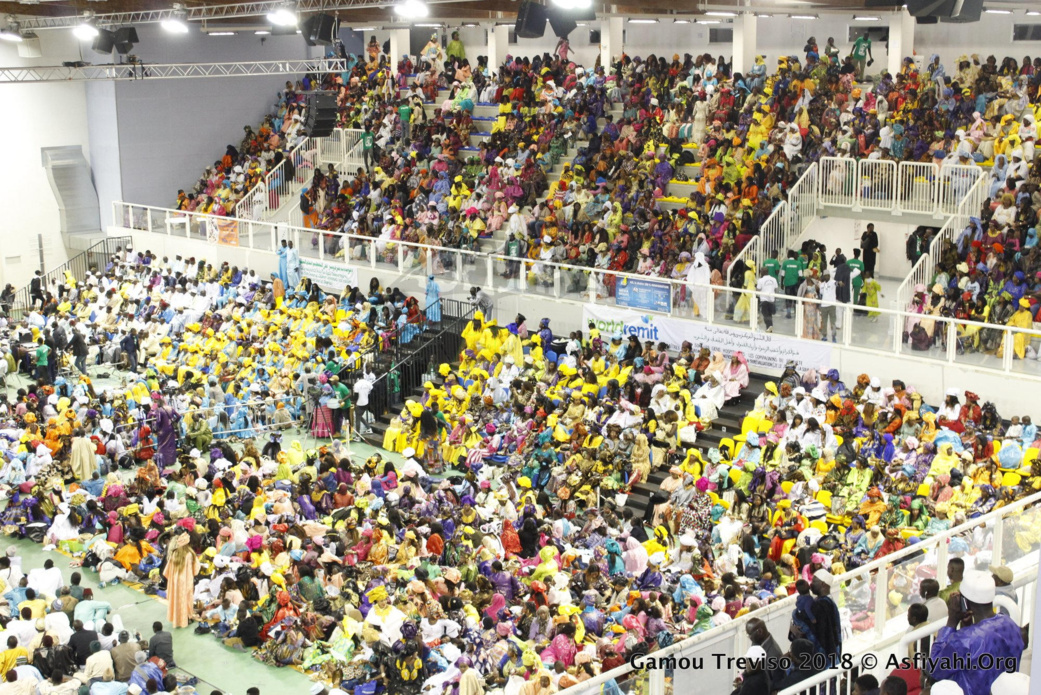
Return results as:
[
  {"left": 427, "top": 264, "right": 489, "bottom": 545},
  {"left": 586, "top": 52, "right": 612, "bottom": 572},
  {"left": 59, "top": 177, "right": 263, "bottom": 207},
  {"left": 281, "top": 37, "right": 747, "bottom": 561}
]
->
[
  {"left": 114, "top": 198, "right": 1041, "bottom": 381},
  {"left": 817, "top": 157, "right": 984, "bottom": 218}
]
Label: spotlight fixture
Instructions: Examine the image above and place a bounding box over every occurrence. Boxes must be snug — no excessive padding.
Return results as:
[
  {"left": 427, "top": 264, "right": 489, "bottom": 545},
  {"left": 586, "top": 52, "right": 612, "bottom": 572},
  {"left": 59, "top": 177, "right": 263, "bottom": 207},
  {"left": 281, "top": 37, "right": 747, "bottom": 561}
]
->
[
  {"left": 161, "top": 4, "right": 189, "bottom": 33},
  {"left": 0, "top": 16, "right": 22, "bottom": 42},
  {"left": 551, "top": 0, "right": 592, "bottom": 9},
  {"left": 266, "top": 2, "right": 298, "bottom": 26},
  {"left": 395, "top": 0, "right": 430, "bottom": 19},
  {"left": 73, "top": 11, "right": 99, "bottom": 40}
]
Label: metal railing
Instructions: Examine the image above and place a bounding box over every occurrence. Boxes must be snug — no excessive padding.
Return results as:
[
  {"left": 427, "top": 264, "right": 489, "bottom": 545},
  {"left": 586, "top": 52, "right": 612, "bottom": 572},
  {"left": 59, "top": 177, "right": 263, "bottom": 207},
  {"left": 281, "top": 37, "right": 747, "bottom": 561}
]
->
[
  {"left": 559, "top": 489, "right": 1041, "bottom": 695},
  {"left": 232, "top": 128, "right": 364, "bottom": 222},
  {"left": 365, "top": 298, "right": 475, "bottom": 423},
  {"left": 818, "top": 157, "right": 985, "bottom": 216},
  {"left": 894, "top": 173, "right": 990, "bottom": 312},
  {"left": 4, "top": 236, "right": 131, "bottom": 320},
  {"left": 113, "top": 200, "right": 1041, "bottom": 380}
]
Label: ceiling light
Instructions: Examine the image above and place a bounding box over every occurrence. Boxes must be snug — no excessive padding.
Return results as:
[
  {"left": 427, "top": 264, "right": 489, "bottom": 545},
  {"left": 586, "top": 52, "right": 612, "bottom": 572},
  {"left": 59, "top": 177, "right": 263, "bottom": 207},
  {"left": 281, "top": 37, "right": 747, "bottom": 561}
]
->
[
  {"left": 697, "top": 19, "right": 720, "bottom": 24},
  {"left": 461, "top": 22, "right": 478, "bottom": 26},
  {"left": 0, "top": 17, "right": 22, "bottom": 42},
  {"left": 266, "top": 4, "right": 298, "bottom": 26},
  {"left": 984, "top": 8, "right": 1011, "bottom": 14},
  {"left": 354, "top": 26, "right": 377, "bottom": 30},
  {"left": 673, "top": 18, "right": 692, "bottom": 23},
  {"left": 73, "top": 12, "right": 98, "bottom": 40},
  {"left": 208, "top": 31, "right": 236, "bottom": 35},
  {"left": 704, "top": 11, "right": 736, "bottom": 17},
  {"left": 790, "top": 14, "right": 817, "bottom": 19},
  {"left": 628, "top": 18, "right": 658, "bottom": 23},
  {"left": 161, "top": 3, "right": 189, "bottom": 33},
  {"left": 255, "top": 29, "right": 270, "bottom": 34},
  {"left": 395, "top": 0, "right": 430, "bottom": 19},
  {"left": 853, "top": 15, "right": 880, "bottom": 21},
  {"left": 414, "top": 23, "right": 441, "bottom": 28},
  {"left": 1028, "top": 10, "right": 1041, "bottom": 16},
  {"left": 755, "top": 13, "right": 772, "bottom": 17},
  {"left": 552, "top": 0, "right": 592, "bottom": 8}
]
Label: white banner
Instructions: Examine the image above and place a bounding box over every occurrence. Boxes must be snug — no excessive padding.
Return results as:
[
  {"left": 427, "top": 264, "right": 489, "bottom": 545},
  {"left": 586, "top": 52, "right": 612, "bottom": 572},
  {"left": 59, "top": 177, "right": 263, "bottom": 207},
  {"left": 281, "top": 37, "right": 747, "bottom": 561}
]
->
[
  {"left": 299, "top": 258, "right": 358, "bottom": 291},
  {"left": 582, "top": 305, "right": 832, "bottom": 374}
]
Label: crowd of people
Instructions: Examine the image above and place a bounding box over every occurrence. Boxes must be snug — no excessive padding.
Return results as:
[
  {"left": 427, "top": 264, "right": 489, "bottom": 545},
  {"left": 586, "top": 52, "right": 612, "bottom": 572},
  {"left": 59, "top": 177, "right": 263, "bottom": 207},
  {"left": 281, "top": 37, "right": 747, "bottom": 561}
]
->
[
  {"left": 0, "top": 232, "right": 1035, "bottom": 694},
  {"left": 7, "top": 28, "right": 1041, "bottom": 695}
]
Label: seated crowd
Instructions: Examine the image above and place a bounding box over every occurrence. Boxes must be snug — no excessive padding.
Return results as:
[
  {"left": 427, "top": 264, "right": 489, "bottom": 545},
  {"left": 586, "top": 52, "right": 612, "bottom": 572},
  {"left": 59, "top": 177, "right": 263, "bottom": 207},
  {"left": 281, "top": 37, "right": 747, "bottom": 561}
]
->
[
  {"left": 174, "top": 38, "right": 1041, "bottom": 357},
  {"left": 0, "top": 233, "right": 1034, "bottom": 693}
]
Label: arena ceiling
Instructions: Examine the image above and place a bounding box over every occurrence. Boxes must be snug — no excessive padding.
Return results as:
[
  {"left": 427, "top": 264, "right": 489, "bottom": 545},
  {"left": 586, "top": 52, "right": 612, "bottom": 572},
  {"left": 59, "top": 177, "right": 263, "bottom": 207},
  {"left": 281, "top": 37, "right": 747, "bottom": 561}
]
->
[{"left": 1, "top": 0, "right": 1036, "bottom": 32}]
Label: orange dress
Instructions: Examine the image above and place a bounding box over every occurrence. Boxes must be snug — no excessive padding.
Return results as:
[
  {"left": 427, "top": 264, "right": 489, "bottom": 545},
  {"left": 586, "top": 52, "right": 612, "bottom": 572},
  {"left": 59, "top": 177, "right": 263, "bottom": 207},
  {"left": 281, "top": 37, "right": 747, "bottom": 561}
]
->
[{"left": 163, "top": 550, "right": 200, "bottom": 628}]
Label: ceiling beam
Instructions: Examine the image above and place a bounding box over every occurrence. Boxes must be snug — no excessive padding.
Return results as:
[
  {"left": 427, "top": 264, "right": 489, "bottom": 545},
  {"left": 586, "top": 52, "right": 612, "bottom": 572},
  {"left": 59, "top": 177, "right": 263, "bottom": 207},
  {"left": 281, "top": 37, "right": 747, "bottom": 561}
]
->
[{"left": 0, "top": 56, "right": 348, "bottom": 83}]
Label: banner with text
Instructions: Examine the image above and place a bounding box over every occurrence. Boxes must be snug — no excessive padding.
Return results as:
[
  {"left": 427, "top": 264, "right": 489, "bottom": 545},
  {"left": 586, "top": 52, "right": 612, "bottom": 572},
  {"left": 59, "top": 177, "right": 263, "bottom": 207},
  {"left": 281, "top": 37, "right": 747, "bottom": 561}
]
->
[
  {"left": 207, "top": 219, "right": 239, "bottom": 247},
  {"left": 300, "top": 258, "right": 358, "bottom": 291},
  {"left": 582, "top": 305, "right": 832, "bottom": 373},
  {"left": 614, "top": 277, "right": 672, "bottom": 313}
]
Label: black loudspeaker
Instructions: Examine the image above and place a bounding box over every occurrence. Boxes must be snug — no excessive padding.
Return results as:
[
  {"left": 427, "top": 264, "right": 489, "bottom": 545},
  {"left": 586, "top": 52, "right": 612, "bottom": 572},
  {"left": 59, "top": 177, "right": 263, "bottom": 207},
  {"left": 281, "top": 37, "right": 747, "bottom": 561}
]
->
[
  {"left": 305, "top": 91, "right": 338, "bottom": 137},
  {"left": 92, "top": 29, "right": 115, "bottom": 55},
  {"left": 906, "top": 0, "right": 955, "bottom": 16},
  {"left": 915, "top": 15, "right": 939, "bottom": 23},
  {"left": 941, "top": 0, "right": 983, "bottom": 22},
  {"left": 515, "top": 1, "right": 547, "bottom": 39},
  {"left": 302, "top": 13, "right": 337, "bottom": 46},
  {"left": 114, "top": 27, "right": 138, "bottom": 55},
  {"left": 547, "top": 8, "right": 576, "bottom": 39}
]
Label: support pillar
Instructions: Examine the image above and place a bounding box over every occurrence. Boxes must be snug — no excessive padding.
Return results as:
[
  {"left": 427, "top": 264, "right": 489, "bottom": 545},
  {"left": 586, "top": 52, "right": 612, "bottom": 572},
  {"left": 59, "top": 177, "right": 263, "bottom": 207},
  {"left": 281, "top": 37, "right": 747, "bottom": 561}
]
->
[
  {"left": 732, "top": 13, "right": 757, "bottom": 76},
  {"left": 487, "top": 23, "right": 508, "bottom": 74},
  {"left": 599, "top": 16, "right": 622, "bottom": 71},
  {"left": 388, "top": 27, "right": 411, "bottom": 64},
  {"left": 887, "top": 9, "right": 914, "bottom": 78}
]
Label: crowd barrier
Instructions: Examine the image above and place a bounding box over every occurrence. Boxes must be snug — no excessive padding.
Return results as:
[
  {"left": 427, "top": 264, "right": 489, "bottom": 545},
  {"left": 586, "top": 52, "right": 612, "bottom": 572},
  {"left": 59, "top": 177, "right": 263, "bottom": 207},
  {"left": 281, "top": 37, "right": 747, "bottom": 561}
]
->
[
  {"left": 113, "top": 199, "right": 1041, "bottom": 381},
  {"left": 817, "top": 157, "right": 985, "bottom": 217}
]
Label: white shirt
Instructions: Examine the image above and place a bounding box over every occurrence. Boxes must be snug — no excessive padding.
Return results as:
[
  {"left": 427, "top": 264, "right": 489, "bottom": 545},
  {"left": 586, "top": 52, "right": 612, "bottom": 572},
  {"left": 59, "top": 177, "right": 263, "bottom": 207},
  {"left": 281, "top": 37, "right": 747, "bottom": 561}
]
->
[
  {"left": 819, "top": 279, "right": 837, "bottom": 307},
  {"left": 756, "top": 274, "right": 778, "bottom": 301}
]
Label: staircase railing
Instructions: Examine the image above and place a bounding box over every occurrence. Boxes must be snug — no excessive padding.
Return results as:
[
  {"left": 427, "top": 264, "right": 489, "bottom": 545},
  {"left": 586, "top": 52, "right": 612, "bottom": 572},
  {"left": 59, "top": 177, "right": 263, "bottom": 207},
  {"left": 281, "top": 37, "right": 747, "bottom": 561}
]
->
[{"left": 4, "top": 236, "right": 131, "bottom": 320}]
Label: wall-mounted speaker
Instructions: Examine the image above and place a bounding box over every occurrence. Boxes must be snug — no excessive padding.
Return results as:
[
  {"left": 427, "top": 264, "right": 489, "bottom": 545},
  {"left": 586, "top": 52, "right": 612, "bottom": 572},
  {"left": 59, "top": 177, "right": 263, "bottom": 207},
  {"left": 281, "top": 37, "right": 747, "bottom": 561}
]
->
[
  {"left": 941, "top": 0, "right": 983, "bottom": 23},
  {"left": 515, "top": 1, "right": 547, "bottom": 39}
]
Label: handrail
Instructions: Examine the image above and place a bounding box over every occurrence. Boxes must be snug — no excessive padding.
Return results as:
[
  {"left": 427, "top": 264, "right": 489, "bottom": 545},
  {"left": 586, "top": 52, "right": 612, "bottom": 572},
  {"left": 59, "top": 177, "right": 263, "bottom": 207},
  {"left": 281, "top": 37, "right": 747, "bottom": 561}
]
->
[{"left": 5, "top": 236, "right": 131, "bottom": 320}]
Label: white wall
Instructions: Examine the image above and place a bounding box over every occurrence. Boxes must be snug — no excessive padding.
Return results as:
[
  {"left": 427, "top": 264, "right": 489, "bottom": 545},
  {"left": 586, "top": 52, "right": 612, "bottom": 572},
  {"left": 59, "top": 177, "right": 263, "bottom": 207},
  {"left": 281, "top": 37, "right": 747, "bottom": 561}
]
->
[
  {"left": 0, "top": 31, "right": 90, "bottom": 289},
  {"left": 800, "top": 215, "right": 925, "bottom": 283},
  {"left": 86, "top": 80, "right": 122, "bottom": 232}
]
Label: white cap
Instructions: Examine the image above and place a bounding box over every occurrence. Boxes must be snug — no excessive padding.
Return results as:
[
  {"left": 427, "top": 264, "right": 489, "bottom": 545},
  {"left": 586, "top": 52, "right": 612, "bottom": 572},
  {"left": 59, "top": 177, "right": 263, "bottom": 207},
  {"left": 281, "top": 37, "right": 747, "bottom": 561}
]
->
[
  {"left": 960, "top": 569, "right": 996, "bottom": 604},
  {"left": 744, "top": 645, "right": 767, "bottom": 662},
  {"left": 945, "top": 387, "right": 959, "bottom": 397},
  {"left": 648, "top": 552, "right": 665, "bottom": 566},
  {"left": 402, "top": 447, "right": 416, "bottom": 458},
  {"left": 991, "top": 672, "right": 1030, "bottom": 695},
  {"left": 128, "top": 685, "right": 143, "bottom": 695},
  {"left": 814, "top": 569, "right": 834, "bottom": 587},
  {"left": 930, "top": 681, "right": 965, "bottom": 695}
]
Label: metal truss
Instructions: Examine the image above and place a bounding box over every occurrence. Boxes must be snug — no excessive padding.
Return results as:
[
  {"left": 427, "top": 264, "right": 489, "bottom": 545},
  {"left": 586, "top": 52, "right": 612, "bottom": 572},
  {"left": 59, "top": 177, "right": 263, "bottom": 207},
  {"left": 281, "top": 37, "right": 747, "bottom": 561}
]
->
[
  {"left": 0, "top": 57, "right": 350, "bottom": 83},
  {"left": 17, "top": 0, "right": 486, "bottom": 30}
]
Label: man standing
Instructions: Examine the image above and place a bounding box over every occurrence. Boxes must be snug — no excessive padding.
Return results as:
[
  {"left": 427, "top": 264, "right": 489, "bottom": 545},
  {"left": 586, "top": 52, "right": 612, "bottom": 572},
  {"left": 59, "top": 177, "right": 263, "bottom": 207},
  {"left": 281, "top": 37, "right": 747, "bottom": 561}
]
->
[
  {"left": 69, "top": 325, "right": 89, "bottom": 377},
  {"left": 851, "top": 33, "right": 874, "bottom": 79},
  {"left": 34, "top": 337, "right": 51, "bottom": 385},
  {"left": 781, "top": 251, "right": 803, "bottom": 319},
  {"left": 929, "top": 570, "right": 1024, "bottom": 694},
  {"left": 848, "top": 249, "right": 866, "bottom": 305},
  {"left": 860, "top": 223, "right": 879, "bottom": 276},
  {"left": 286, "top": 241, "right": 301, "bottom": 289},
  {"left": 29, "top": 271, "right": 44, "bottom": 309},
  {"left": 810, "top": 569, "right": 843, "bottom": 666},
  {"left": 361, "top": 122, "right": 375, "bottom": 172},
  {"left": 756, "top": 269, "right": 778, "bottom": 333},
  {"left": 819, "top": 273, "right": 839, "bottom": 342}
]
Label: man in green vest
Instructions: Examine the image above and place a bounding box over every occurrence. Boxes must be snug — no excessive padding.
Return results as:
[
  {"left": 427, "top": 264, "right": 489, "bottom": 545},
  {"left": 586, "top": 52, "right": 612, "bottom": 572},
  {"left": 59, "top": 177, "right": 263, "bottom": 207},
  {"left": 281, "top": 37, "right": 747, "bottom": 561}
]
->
[
  {"left": 781, "top": 250, "right": 803, "bottom": 319},
  {"left": 848, "top": 248, "right": 865, "bottom": 305},
  {"left": 762, "top": 249, "right": 781, "bottom": 282}
]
